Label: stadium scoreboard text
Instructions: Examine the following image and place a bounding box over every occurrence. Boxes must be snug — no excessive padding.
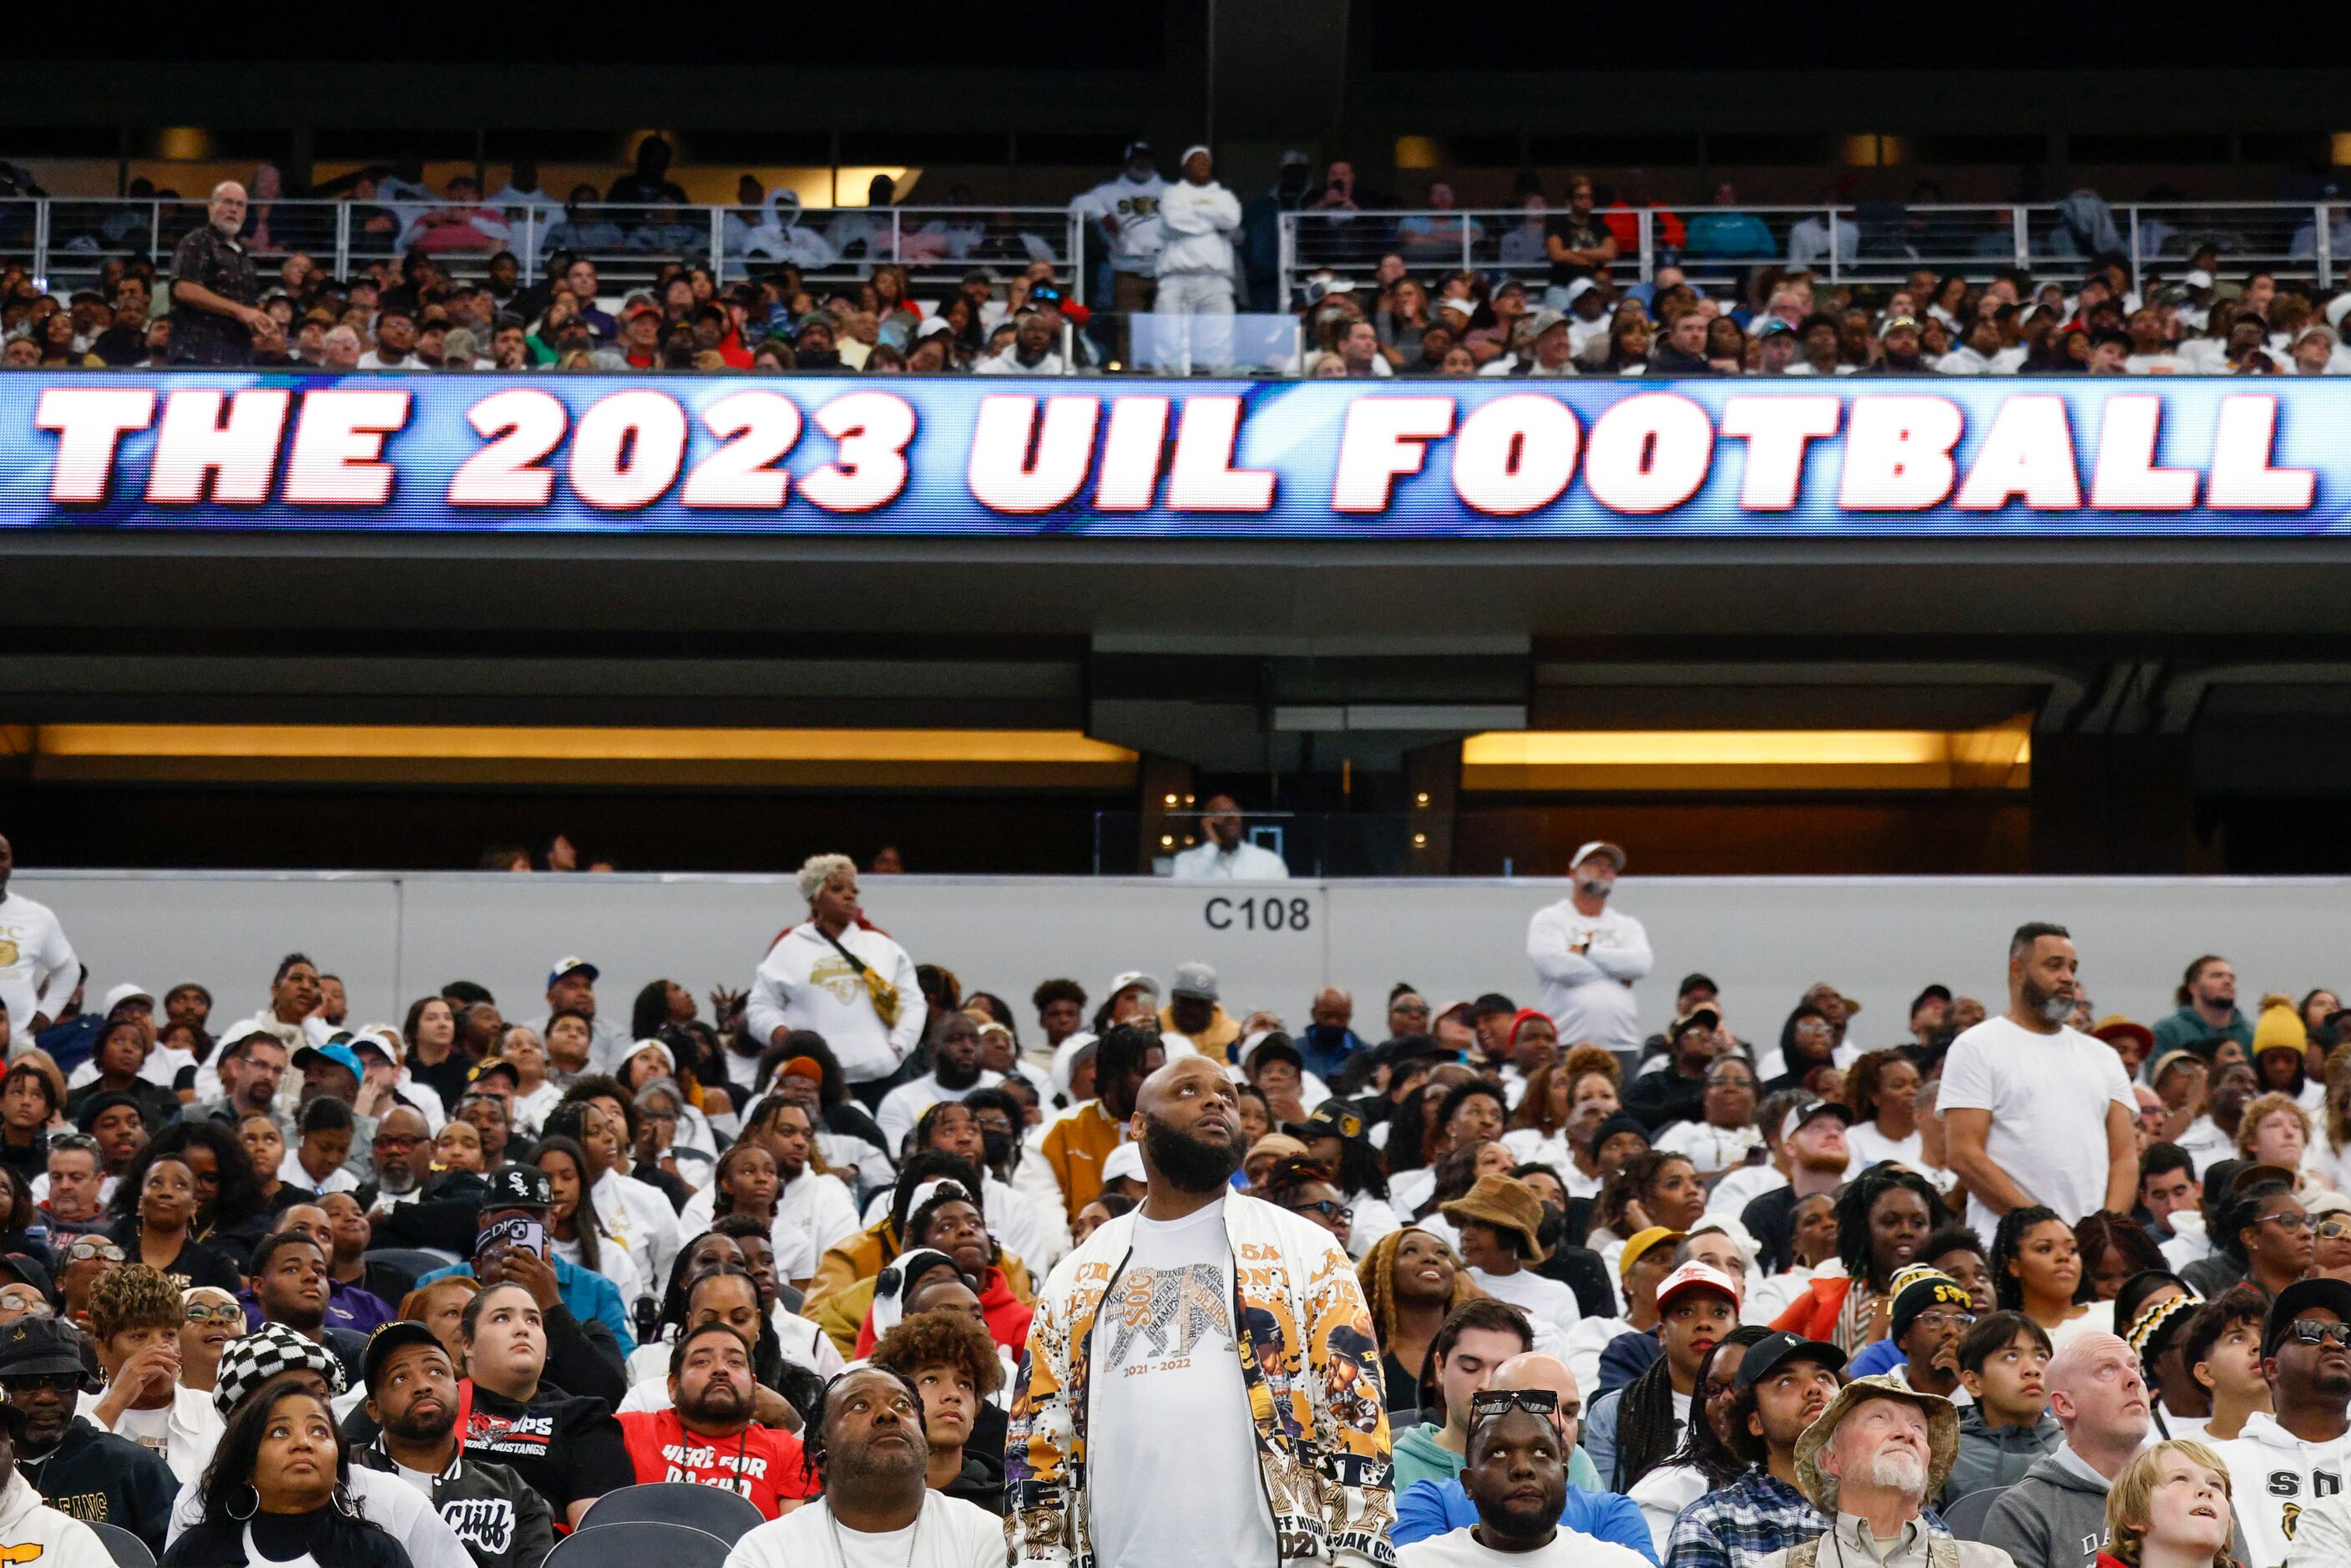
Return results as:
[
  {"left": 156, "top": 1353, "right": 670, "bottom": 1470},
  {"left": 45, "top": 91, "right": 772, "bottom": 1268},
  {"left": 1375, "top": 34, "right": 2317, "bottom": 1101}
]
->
[{"left": 2, "top": 372, "right": 2344, "bottom": 534}]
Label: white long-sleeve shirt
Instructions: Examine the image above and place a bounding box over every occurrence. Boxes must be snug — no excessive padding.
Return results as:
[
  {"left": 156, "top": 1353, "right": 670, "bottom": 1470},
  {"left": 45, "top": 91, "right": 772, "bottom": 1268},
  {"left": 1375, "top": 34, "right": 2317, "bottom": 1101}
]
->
[
  {"left": 1156, "top": 179, "right": 1241, "bottom": 278},
  {"left": 0, "top": 890, "right": 76, "bottom": 1034},
  {"left": 746, "top": 922, "right": 926, "bottom": 1085},
  {"left": 1071, "top": 172, "right": 1167, "bottom": 271},
  {"left": 1526, "top": 898, "right": 1652, "bottom": 1053},
  {"left": 589, "top": 1166, "right": 681, "bottom": 1300}
]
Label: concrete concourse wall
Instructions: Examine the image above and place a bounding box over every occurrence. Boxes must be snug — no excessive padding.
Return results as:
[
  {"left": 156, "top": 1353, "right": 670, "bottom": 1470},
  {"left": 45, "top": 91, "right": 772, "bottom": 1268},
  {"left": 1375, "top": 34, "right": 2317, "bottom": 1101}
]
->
[{"left": 18, "top": 872, "right": 2349, "bottom": 1050}]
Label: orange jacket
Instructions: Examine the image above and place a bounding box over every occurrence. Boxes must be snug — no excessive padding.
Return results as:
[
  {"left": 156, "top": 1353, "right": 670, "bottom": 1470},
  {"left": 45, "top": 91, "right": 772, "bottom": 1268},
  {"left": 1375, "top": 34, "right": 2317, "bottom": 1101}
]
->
[{"left": 1769, "top": 1276, "right": 1856, "bottom": 1343}]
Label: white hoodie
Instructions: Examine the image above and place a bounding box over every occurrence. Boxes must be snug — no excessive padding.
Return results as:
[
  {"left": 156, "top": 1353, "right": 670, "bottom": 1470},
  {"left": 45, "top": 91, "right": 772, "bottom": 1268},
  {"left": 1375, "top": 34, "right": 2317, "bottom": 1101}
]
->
[
  {"left": 1156, "top": 178, "right": 1241, "bottom": 278},
  {"left": 746, "top": 922, "right": 927, "bottom": 1085},
  {"left": 1071, "top": 172, "right": 1167, "bottom": 271},
  {"left": 2210, "top": 1410, "right": 2351, "bottom": 1568},
  {"left": 0, "top": 1468, "right": 110, "bottom": 1568}
]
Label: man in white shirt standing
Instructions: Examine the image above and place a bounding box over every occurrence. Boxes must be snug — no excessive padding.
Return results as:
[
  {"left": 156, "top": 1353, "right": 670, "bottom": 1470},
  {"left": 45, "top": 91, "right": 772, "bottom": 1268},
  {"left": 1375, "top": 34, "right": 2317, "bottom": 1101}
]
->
[
  {"left": 1525, "top": 842, "right": 1652, "bottom": 1057},
  {"left": 0, "top": 837, "right": 75, "bottom": 1039},
  {"left": 1939, "top": 923, "right": 2137, "bottom": 1244},
  {"left": 746, "top": 854, "right": 927, "bottom": 1104},
  {"left": 1071, "top": 141, "right": 1166, "bottom": 314},
  {"left": 1170, "top": 794, "right": 1290, "bottom": 880},
  {"left": 1155, "top": 144, "right": 1242, "bottom": 373}
]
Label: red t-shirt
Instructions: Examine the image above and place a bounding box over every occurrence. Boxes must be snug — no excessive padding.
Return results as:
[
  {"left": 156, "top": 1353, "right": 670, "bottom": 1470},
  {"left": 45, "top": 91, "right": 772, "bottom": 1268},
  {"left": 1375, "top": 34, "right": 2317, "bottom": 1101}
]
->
[{"left": 615, "top": 1408, "right": 814, "bottom": 1520}]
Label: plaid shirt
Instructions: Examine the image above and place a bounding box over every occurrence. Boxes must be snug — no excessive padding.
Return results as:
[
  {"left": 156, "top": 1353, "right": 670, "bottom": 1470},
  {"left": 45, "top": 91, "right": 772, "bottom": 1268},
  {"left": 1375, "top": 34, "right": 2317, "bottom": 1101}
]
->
[{"left": 1664, "top": 1469, "right": 1829, "bottom": 1568}]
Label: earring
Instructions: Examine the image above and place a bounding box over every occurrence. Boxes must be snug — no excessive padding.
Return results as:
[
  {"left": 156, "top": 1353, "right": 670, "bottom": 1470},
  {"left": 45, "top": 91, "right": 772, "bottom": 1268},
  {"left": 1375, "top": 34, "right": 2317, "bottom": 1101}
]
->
[{"left": 226, "top": 1485, "right": 259, "bottom": 1522}]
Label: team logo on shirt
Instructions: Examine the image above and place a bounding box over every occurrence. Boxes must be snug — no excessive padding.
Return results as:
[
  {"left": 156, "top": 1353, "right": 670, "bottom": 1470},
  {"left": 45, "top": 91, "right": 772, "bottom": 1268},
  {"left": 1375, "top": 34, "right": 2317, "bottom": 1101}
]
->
[
  {"left": 807, "top": 955, "right": 862, "bottom": 1008},
  {"left": 1106, "top": 1263, "right": 1231, "bottom": 1368}
]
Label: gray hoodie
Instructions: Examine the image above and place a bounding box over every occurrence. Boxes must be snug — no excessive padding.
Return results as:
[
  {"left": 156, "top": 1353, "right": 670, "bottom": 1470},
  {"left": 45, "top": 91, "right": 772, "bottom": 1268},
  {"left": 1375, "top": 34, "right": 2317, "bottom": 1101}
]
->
[
  {"left": 1978, "top": 1445, "right": 2112, "bottom": 1568},
  {"left": 1943, "top": 1406, "right": 2062, "bottom": 1508}
]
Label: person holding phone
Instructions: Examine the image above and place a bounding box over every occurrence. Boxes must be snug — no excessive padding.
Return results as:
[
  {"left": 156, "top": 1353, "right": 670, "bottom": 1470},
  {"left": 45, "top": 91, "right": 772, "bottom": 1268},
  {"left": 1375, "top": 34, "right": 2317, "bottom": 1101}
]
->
[{"left": 411, "top": 1164, "right": 631, "bottom": 1407}]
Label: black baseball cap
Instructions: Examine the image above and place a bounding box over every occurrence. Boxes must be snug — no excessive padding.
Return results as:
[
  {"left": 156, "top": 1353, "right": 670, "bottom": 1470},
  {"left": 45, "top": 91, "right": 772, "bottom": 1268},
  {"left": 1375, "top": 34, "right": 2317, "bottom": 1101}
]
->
[
  {"left": 361, "top": 1321, "right": 448, "bottom": 1393},
  {"left": 0, "top": 1254, "right": 55, "bottom": 1306},
  {"left": 1586, "top": 1111, "right": 1652, "bottom": 1161},
  {"left": 1288, "top": 1100, "right": 1368, "bottom": 1142},
  {"left": 73, "top": 1091, "right": 144, "bottom": 1134},
  {"left": 1734, "top": 1329, "right": 1848, "bottom": 1393},
  {"left": 482, "top": 1163, "right": 553, "bottom": 1212},
  {"left": 0, "top": 1317, "right": 87, "bottom": 1379},
  {"left": 1473, "top": 994, "right": 1517, "bottom": 1019},
  {"left": 2264, "top": 1278, "right": 2351, "bottom": 1358}
]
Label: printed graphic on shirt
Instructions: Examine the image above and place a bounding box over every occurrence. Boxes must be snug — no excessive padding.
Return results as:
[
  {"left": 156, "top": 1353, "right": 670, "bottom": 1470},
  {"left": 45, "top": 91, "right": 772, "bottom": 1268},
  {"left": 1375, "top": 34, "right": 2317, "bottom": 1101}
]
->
[
  {"left": 2262, "top": 1463, "right": 2344, "bottom": 1535},
  {"left": 806, "top": 954, "right": 863, "bottom": 1008},
  {"left": 39, "top": 1495, "right": 109, "bottom": 1527},
  {"left": 465, "top": 1409, "right": 555, "bottom": 1462},
  {"left": 0, "top": 1542, "right": 44, "bottom": 1562},
  {"left": 442, "top": 1497, "right": 517, "bottom": 1556},
  {"left": 655, "top": 1437, "right": 771, "bottom": 1498},
  {"left": 1105, "top": 1263, "right": 1231, "bottom": 1368}
]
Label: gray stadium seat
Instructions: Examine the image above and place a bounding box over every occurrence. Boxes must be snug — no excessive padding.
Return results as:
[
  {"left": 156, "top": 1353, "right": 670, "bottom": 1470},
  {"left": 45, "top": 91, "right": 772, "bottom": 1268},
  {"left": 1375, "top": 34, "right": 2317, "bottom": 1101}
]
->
[
  {"left": 544, "top": 1519, "right": 734, "bottom": 1568},
  {"left": 87, "top": 1522, "right": 156, "bottom": 1568},
  {"left": 577, "top": 1481, "right": 766, "bottom": 1543},
  {"left": 361, "top": 1248, "right": 449, "bottom": 1298},
  {"left": 1942, "top": 1485, "right": 2010, "bottom": 1541}
]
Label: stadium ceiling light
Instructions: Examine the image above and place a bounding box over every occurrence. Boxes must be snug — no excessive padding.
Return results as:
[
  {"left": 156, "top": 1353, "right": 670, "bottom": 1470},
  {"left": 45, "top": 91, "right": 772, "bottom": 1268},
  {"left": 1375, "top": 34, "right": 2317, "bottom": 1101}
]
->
[{"left": 1460, "top": 722, "right": 2031, "bottom": 792}]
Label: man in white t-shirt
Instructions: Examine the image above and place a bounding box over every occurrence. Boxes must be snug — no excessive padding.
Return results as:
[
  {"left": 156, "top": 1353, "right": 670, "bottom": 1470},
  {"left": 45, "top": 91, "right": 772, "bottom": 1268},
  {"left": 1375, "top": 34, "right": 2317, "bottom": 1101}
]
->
[
  {"left": 1399, "top": 1389, "right": 1651, "bottom": 1568},
  {"left": 0, "top": 835, "right": 78, "bottom": 1039},
  {"left": 1525, "top": 842, "right": 1652, "bottom": 1055},
  {"left": 1170, "top": 793, "right": 1291, "bottom": 880},
  {"left": 874, "top": 1011, "right": 1004, "bottom": 1153},
  {"left": 1939, "top": 922, "right": 2136, "bottom": 1242},
  {"left": 680, "top": 1364, "right": 1001, "bottom": 1568}
]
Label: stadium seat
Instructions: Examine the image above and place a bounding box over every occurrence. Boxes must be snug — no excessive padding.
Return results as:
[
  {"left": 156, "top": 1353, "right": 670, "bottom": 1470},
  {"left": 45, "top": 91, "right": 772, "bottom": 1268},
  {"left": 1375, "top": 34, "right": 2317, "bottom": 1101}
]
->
[
  {"left": 1941, "top": 1485, "right": 2010, "bottom": 1541},
  {"left": 577, "top": 1483, "right": 766, "bottom": 1543},
  {"left": 544, "top": 1519, "right": 735, "bottom": 1568},
  {"left": 86, "top": 1522, "right": 156, "bottom": 1568},
  {"left": 361, "top": 1247, "right": 451, "bottom": 1298}
]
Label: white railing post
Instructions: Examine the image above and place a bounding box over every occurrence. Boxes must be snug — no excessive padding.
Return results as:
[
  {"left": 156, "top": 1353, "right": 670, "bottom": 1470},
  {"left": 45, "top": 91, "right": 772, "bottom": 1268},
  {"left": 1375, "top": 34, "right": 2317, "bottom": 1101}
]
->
[
  {"left": 335, "top": 202, "right": 351, "bottom": 282},
  {"left": 1068, "top": 213, "right": 1086, "bottom": 304},
  {"left": 2012, "top": 207, "right": 2030, "bottom": 271},
  {"left": 1828, "top": 210, "right": 1842, "bottom": 285},
  {"left": 2319, "top": 204, "right": 2335, "bottom": 291},
  {"left": 31, "top": 199, "right": 48, "bottom": 286},
  {"left": 890, "top": 205, "right": 902, "bottom": 262},
  {"left": 2128, "top": 207, "right": 2142, "bottom": 297},
  {"left": 1460, "top": 213, "right": 1473, "bottom": 278},
  {"left": 1638, "top": 208, "right": 1655, "bottom": 284},
  {"left": 1277, "top": 211, "right": 1297, "bottom": 312},
  {"left": 520, "top": 208, "right": 536, "bottom": 286},
  {"left": 710, "top": 205, "right": 726, "bottom": 284}
]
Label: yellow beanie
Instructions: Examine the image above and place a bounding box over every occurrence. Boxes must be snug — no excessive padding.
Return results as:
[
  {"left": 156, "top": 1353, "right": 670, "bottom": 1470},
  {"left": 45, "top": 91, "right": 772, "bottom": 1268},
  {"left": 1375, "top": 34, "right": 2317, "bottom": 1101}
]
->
[{"left": 2252, "top": 993, "right": 2307, "bottom": 1056}]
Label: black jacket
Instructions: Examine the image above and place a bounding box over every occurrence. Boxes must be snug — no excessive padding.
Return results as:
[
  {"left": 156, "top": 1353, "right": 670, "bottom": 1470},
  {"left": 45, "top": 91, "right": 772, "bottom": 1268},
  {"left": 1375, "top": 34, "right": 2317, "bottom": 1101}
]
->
[
  {"left": 367, "top": 1171, "right": 493, "bottom": 1254},
  {"left": 943, "top": 1451, "right": 1003, "bottom": 1515},
  {"left": 17, "top": 1416, "right": 178, "bottom": 1550},
  {"left": 161, "top": 1510, "right": 415, "bottom": 1568},
  {"left": 353, "top": 1443, "right": 554, "bottom": 1568},
  {"left": 1623, "top": 1067, "right": 1707, "bottom": 1132}
]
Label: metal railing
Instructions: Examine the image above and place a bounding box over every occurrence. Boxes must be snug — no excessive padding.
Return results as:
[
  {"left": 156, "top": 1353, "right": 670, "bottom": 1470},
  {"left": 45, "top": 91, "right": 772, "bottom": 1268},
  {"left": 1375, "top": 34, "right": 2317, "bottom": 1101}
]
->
[
  {"left": 5, "top": 196, "right": 1085, "bottom": 299},
  {"left": 1279, "top": 200, "right": 2351, "bottom": 305}
]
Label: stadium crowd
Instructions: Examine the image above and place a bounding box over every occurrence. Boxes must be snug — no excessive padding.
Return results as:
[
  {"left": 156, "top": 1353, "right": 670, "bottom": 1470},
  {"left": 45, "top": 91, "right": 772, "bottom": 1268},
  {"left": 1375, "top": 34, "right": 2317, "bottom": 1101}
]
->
[
  {"left": 3, "top": 147, "right": 2347, "bottom": 377},
  {"left": 0, "top": 835, "right": 2343, "bottom": 1567}
]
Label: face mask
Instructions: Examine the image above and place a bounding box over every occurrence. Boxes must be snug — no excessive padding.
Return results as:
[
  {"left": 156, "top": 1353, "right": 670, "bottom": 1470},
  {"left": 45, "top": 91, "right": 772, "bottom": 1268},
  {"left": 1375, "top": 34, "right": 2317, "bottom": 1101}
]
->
[
  {"left": 1536, "top": 1203, "right": 1568, "bottom": 1253},
  {"left": 981, "top": 1130, "right": 1014, "bottom": 1167},
  {"left": 1575, "top": 876, "right": 1611, "bottom": 900}
]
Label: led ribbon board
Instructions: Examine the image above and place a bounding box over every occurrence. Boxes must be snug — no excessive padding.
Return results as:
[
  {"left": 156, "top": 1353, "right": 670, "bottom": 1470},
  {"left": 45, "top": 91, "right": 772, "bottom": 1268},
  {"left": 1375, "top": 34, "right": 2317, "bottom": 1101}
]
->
[{"left": 0, "top": 372, "right": 2338, "bottom": 534}]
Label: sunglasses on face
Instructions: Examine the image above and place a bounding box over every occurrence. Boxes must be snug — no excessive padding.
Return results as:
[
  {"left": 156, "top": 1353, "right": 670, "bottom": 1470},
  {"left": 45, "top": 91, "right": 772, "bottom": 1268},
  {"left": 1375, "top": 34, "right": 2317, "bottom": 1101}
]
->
[
  {"left": 2288, "top": 1318, "right": 2351, "bottom": 1348},
  {"left": 1469, "top": 1388, "right": 1559, "bottom": 1423},
  {"left": 0, "top": 1292, "right": 48, "bottom": 1317},
  {"left": 44, "top": 1135, "right": 98, "bottom": 1154},
  {"left": 64, "top": 1239, "right": 123, "bottom": 1263},
  {"left": 2322, "top": 1220, "right": 2351, "bottom": 1242},
  {"left": 1284, "top": 1199, "right": 1352, "bottom": 1226}
]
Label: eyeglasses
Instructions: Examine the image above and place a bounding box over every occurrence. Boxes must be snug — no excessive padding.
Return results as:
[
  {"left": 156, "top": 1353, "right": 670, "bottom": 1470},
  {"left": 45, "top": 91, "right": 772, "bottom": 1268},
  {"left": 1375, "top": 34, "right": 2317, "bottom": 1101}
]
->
[
  {"left": 373, "top": 1133, "right": 422, "bottom": 1149},
  {"left": 2258, "top": 1211, "right": 2314, "bottom": 1233},
  {"left": 0, "top": 1373, "right": 77, "bottom": 1393},
  {"left": 185, "top": 1302, "right": 243, "bottom": 1326},
  {"left": 2288, "top": 1318, "right": 2351, "bottom": 1348},
  {"left": 1469, "top": 1388, "right": 1559, "bottom": 1423},
  {"left": 63, "top": 1239, "right": 123, "bottom": 1263},
  {"left": 640, "top": 1109, "right": 679, "bottom": 1123},
  {"left": 0, "top": 1292, "right": 49, "bottom": 1318},
  {"left": 1284, "top": 1199, "right": 1353, "bottom": 1226},
  {"left": 2321, "top": 1220, "right": 2351, "bottom": 1242},
  {"left": 1911, "top": 1310, "right": 1976, "bottom": 1333}
]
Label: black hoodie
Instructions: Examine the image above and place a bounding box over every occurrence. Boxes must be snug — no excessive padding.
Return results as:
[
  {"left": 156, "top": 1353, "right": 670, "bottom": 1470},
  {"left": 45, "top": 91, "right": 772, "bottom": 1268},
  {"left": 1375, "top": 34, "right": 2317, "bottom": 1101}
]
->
[{"left": 16, "top": 1415, "right": 177, "bottom": 1550}]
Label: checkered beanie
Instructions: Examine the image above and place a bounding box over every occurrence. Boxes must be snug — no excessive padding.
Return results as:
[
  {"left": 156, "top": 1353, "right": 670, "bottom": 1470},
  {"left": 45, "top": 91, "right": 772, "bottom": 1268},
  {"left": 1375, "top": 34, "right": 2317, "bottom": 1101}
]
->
[{"left": 213, "top": 1321, "right": 346, "bottom": 1418}]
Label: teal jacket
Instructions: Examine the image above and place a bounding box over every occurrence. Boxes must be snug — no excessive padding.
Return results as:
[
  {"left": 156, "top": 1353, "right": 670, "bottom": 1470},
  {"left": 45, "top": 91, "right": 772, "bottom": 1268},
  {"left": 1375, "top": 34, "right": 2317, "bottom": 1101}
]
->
[
  {"left": 1391, "top": 1420, "right": 1604, "bottom": 1493},
  {"left": 416, "top": 1255, "right": 636, "bottom": 1354}
]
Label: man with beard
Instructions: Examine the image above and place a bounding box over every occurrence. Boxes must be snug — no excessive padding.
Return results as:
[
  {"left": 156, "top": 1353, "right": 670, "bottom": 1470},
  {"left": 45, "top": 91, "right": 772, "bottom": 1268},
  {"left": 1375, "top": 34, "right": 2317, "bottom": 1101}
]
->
[
  {"left": 2208, "top": 1279, "right": 2351, "bottom": 1568},
  {"left": 356, "top": 1321, "right": 554, "bottom": 1568},
  {"left": 619, "top": 1322, "right": 812, "bottom": 1518},
  {"left": 1666, "top": 1330, "right": 1847, "bottom": 1568},
  {"left": 195, "top": 1032, "right": 290, "bottom": 1130},
  {"left": 354, "top": 1105, "right": 433, "bottom": 1214},
  {"left": 726, "top": 1364, "right": 1002, "bottom": 1567},
  {"left": 0, "top": 1318, "right": 176, "bottom": 1550},
  {"left": 1526, "top": 840, "right": 1652, "bottom": 1055},
  {"left": 877, "top": 1012, "right": 1004, "bottom": 1154},
  {"left": 1398, "top": 1391, "right": 1651, "bottom": 1568},
  {"left": 1940, "top": 923, "right": 2136, "bottom": 1238},
  {"left": 1752, "top": 1376, "right": 2012, "bottom": 1568},
  {"left": 1009, "top": 1055, "right": 1393, "bottom": 1568}
]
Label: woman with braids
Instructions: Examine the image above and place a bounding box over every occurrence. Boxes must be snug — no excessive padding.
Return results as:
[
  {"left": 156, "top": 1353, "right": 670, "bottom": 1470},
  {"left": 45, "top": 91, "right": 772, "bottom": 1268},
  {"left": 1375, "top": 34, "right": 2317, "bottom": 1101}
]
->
[
  {"left": 1585, "top": 1254, "right": 1742, "bottom": 1490},
  {"left": 1771, "top": 1164, "right": 1948, "bottom": 1348},
  {"left": 2077, "top": 1210, "right": 2169, "bottom": 1301},
  {"left": 1355, "top": 1227, "right": 1481, "bottom": 1411},
  {"left": 1992, "top": 1201, "right": 2113, "bottom": 1353},
  {"left": 2179, "top": 1177, "right": 2312, "bottom": 1301},
  {"left": 1625, "top": 1323, "right": 1773, "bottom": 1552}
]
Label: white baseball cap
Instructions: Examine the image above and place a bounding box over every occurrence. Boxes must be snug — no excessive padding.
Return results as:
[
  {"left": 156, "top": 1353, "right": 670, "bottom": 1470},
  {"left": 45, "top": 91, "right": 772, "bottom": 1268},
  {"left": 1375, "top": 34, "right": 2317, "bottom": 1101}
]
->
[{"left": 1570, "top": 841, "right": 1626, "bottom": 872}]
